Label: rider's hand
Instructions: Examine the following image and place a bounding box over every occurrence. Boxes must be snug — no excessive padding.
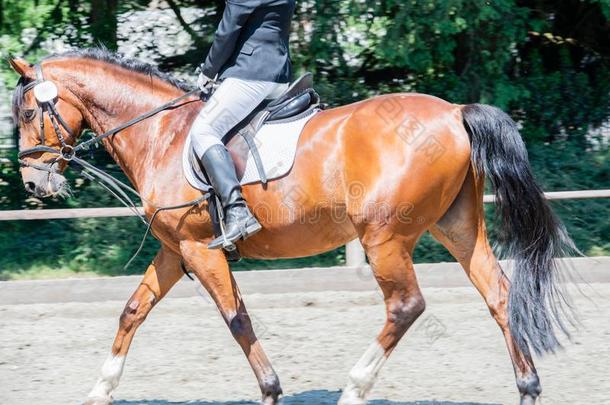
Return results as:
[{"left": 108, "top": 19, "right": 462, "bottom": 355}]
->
[{"left": 197, "top": 71, "right": 214, "bottom": 92}]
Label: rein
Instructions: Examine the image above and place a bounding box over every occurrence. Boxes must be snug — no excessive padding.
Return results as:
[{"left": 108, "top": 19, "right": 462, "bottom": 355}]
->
[{"left": 17, "top": 64, "right": 211, "bottom": 267}]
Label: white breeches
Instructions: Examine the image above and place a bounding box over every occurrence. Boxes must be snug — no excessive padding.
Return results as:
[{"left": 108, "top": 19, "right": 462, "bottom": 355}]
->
[{"left": 189, "top": 78, "right": 288, "bottom": 157}]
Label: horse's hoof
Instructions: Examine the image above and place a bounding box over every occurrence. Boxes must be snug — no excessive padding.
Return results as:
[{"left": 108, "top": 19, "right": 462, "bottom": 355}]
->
[
  {"left": 520, "top": 395, "right": 537, "bottom": 405},
  {"left": 261, "top": 394, "right": 282, "bottom": 405},
  {"left": 337, "top": 400, "right": 366, "bottom": 405},
  {"left": 260, "top": 376, "right": 283, "bottom": 405},
  {"left": 337, "top": 391, "right": 367, "bottom": 405},
  {"left": 84, "top": 396, "right": 112, "bottom": 405}
]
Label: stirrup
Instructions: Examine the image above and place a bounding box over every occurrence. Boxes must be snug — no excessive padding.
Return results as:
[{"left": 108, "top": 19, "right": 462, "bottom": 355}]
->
[{"left": 213, "top": 194, "right": 237, "bottom": 252}]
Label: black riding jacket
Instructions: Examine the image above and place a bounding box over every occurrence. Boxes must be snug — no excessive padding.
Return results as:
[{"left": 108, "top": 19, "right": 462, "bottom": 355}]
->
[{"left": 201, "top": 0, "right": 295, "bottom": 83}]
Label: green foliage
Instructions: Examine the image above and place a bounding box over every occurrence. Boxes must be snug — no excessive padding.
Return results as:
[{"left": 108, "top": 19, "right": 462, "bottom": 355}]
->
[{"left": 0, "top": 0, "right": 609, "bottom": 279}]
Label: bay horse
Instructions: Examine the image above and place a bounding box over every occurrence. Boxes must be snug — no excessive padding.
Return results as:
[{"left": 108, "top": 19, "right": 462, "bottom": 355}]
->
[{"left": 9, "top": 49, "right": 574, "bottom": 405}]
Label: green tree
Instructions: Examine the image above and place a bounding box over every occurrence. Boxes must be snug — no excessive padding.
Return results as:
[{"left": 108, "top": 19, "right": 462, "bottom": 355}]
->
[{"left": 90, "top": 0, "right": 118, "bottom": 50}]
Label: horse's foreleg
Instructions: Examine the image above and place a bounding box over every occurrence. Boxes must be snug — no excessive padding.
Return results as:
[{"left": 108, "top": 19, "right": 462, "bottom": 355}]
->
[
  {"left": 85, "top": 246, "right": 183, "bottom": 405},
  {"left": 430, "top": 168, "right": 541, "bottom": 404},
  {"left": 180, "top": 240, "right": 282, "bottom": 405},
  {"left": 339, "top": 236, "right": 425, "bottom": 405}
]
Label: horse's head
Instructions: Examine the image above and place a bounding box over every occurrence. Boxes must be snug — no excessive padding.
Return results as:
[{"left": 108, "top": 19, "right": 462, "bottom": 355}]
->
[{"left": 9, "top": 57, "right": 86, "bottom": 198}]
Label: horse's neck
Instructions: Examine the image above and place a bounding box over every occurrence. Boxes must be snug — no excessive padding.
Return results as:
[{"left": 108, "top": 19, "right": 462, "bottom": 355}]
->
[{"left": 74, "top": 66, "right": 188, "bottom": 194}]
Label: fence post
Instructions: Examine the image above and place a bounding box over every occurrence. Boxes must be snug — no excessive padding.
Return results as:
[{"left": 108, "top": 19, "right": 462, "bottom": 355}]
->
[{"left": 345, "top": 239, "right": 366, "bottom": 267}]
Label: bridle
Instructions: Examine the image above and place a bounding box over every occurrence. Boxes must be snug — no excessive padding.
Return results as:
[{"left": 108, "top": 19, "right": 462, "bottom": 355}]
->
[
  {"left": 18, "top": 64, "right": 78, "bottom": 169},
  {"left": 16, "top": 64, "right": 210, "bottom": 268},
  {"left": 18, "top": 64, "right": 200, "bottom": 171}
]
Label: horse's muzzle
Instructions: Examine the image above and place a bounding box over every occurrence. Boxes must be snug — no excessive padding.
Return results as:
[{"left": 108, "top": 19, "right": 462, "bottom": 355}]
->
[{"left": 22, "top": 165, "right": 68, "bottom": 198}]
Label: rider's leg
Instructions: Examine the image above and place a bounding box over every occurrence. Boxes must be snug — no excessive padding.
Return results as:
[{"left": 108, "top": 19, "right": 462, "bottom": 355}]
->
[
  {"left": 200, "top": 143, "right": 262, "bottom": 249},
  {"left": 189, "top": 78, "right": 286, "bottom": 250}
]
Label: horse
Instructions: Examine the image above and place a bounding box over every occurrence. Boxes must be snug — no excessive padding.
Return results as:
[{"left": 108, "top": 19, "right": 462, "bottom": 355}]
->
[{"left": 9, "top": 48, "right": 575, "bottom": 405}]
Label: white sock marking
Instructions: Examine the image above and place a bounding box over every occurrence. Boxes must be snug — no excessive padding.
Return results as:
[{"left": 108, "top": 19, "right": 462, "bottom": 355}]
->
[
  {"left": 338, "top": 341, "right": 387, "bottom": 404},
  {"left": 87, "top": 355, "right": 126, "bottom": 400}
]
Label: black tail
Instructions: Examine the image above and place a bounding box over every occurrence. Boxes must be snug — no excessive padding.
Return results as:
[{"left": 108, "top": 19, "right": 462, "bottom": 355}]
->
[{"left": 462, "top": 103, "right": 576, "bottom": 356}]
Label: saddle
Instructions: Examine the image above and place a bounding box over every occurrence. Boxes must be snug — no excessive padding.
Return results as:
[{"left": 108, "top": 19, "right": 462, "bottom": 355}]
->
[{"left": 189, "top": 73, "right": 321, "bottom": 188}]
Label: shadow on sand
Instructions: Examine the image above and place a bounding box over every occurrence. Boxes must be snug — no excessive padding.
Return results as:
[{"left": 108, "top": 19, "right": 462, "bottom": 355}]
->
[{"left": 114, "top": 389, "right": 502, "bottom": 405}]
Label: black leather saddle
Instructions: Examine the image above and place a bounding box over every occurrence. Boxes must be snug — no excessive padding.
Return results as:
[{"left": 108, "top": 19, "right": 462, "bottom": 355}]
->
[
  {"left": 191, "top": 73, "right": 321, "bottom": 188},
  {"left": 219, "top": 72, "right": 322, "bottom": 184},
  {"left": 266, "top": 72, "right": 319, "bottom": 121},
  {"left": 223, "top": 72, "right": 320, "bottom": 139}
]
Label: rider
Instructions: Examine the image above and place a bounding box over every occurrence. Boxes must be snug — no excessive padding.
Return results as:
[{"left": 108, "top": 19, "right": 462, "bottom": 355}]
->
[{"left": 191, "top": 0, "right": 295, "bottom": 250}]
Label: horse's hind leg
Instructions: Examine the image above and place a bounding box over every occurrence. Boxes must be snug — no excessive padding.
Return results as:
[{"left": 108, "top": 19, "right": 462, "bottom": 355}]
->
[
  {"left": 180, "top": 240, "right": 282, "bottom": 405},
  {"left": 339, "top": 234, "right": 425, "bottom": 405},
  {"left": 429, "top": 167, "right": 541, "bottom": 404},
  {"left": 85, "top": 246, "right": 184, "bottom": 405}
]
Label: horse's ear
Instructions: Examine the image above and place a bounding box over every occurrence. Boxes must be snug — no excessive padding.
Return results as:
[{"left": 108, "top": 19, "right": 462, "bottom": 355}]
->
[{"left": 8, "top": 56, "right": 35, "bottom": 80}]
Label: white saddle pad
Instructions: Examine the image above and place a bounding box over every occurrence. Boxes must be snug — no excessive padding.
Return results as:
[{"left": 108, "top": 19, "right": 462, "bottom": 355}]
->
[{"left": 183, "top": 109, "right": 319, "bottom": 191}]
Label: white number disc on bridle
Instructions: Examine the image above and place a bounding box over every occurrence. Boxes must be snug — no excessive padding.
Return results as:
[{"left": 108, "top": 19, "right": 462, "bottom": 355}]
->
[{"left": 33, "top": 81, "right": 58, "bottom": 103}]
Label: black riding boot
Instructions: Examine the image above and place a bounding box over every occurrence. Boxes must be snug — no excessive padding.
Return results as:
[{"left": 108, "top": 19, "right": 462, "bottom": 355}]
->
[{"left": 200, "top": 144, "right": 262, "bottom": 250}]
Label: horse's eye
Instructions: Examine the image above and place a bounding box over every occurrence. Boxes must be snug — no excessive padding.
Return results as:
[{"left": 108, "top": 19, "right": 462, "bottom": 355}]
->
[{"left": 22, "top": 109, "right": 36, "bottom": 122}]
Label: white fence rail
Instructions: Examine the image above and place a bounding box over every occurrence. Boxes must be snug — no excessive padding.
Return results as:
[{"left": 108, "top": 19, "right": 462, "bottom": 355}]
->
[
  {"left": 483, "top": 189, "right": 610, "bottom": 203},
  {"left": 1, "top": 189, "right": 609, "bottom": 265},
  {"left": 0, "top": 206, "right": 144, "bottom": 221}
]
